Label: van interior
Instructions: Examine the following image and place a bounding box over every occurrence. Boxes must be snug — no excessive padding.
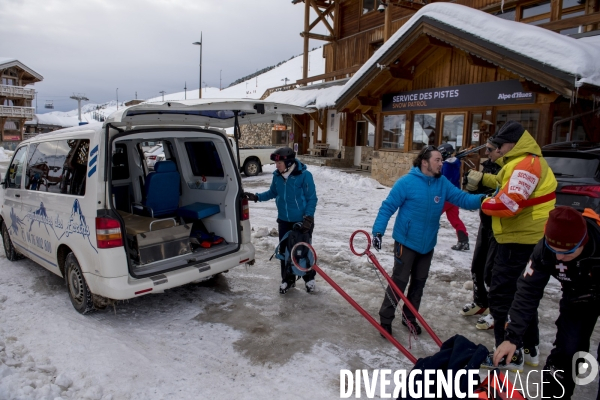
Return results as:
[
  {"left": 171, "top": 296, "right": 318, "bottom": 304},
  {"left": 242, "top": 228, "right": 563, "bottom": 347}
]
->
[{"left": 110, "top": 130, "right": 243, "bottom": 277}]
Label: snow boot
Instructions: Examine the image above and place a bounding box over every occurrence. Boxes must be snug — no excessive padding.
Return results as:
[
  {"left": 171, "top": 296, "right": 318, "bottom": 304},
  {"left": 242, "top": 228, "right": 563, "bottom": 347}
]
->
[
  {"left": 481, "top": 348, "right": 524, "bottom": 373},
  {"left": 475, "top": 313, "right": 494, "bottom": 330},
  {"left": 524, "top": 346, "right": 540, "bottom": 367},
  {"left": 279, "top": 280, "right": 296, "bottom": 294},
  {"left": 401, "top": 316, "right": 422, "bottom": 335},
  {"left": 451, "top": 240, "right": 470, "bottom": 251},
  {"left": 460, "top": 302, "right": 490, "bottom": 316},
  {"left": 379, "top": 322, "right": 392, "bottom": 338},
  {"left": 305, "top": 279, "right": 316, "bottom": 293}
]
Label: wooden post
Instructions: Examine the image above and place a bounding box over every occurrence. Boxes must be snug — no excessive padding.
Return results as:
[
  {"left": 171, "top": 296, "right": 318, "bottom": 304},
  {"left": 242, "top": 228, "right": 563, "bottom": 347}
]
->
[
  {"left": 303, "top": 0, "right": 310, "bottom": 85},
  {"left": 384, "top": 2, "right": 392, "bottom": 42}
]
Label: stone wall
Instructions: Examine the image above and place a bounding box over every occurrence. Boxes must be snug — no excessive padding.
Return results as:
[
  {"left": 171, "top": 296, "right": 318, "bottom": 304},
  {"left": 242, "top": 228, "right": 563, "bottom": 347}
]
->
[
  {"left": 238, "top": 115, "right": 293, "bottom": 147},
  {"left": 371, "top": 150, "right": 415, "bottom": 187}
]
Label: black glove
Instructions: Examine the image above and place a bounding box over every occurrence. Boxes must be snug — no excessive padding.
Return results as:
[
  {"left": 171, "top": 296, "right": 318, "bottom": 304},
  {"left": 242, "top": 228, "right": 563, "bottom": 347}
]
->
[
  {"left": 244, "top": 192, "right": 258, "bottom": 202},
  {"left": 301, "top": 215, "right": 314, "bottom": 233},
  {"left": 373, "top": 233, "right": 382, "bottom": 251}
]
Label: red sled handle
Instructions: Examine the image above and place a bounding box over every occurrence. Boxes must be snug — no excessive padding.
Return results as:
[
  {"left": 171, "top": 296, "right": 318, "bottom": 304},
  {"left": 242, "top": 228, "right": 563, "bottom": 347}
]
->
[
  {"left": 291, "top": 242, "right": 418, "bottom": 365},
  {"left": 349, "top": 230, "right": 443, "bottom": 348}
]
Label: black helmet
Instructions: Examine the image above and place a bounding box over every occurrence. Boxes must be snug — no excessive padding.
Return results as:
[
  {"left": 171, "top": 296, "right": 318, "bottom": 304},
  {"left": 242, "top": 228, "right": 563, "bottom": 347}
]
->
[
  {"left": 271, "top": 147, "right": 296, "bottom": 168},
  {"left": 438, "top": 143, "right": 455, "bottom": 160}
]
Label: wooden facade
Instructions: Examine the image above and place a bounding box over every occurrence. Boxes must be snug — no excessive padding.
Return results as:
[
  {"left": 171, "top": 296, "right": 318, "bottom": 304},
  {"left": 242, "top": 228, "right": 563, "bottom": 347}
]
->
[{"left": 292, "top": 0, "right": 600, "bottom": 184}]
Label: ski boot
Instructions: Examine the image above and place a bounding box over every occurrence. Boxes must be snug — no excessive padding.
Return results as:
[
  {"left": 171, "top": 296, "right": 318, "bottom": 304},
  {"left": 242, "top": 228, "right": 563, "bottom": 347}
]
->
[{"left": 460, "top": 302, "right": 490, "bottom": 316}]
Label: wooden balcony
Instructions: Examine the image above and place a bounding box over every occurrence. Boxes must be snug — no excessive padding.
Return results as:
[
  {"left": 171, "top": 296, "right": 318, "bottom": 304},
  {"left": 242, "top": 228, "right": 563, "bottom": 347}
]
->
[
  {"left": 0, "top": 106, "right": 35, "bottom": 119},
  {"left": 0, "top": 85, "right": 35, "bottom": 100}
]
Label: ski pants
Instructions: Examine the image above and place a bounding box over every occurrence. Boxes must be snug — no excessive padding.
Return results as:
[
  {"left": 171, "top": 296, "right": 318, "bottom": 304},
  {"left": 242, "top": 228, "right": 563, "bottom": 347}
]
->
[
  {"left": 489, "top": 243, "right": 539, "bottom": 348},
  {"left": 442, "top": 202, "right": 468, "bottom": 242},
  {"left": 379, "top": 242, "right": 434, "bottom": 325},
  {"left": 278, "top": 220, "right": 316, "bottom": 283},
  {"left": 470, "top": 211, "right": 497, "bottom": 308},
  {"left": 541, "top": 296, "right": 600, "bottom": 399}
]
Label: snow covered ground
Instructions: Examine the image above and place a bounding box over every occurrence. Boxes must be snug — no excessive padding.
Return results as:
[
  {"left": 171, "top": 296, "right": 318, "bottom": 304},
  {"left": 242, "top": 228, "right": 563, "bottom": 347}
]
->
[{"left": 1, "top": 164, "right": 599, "bottom": 399}]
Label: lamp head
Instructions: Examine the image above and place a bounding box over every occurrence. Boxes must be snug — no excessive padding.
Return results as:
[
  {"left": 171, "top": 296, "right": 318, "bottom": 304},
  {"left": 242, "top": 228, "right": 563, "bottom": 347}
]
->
[{"left": 377, "top": 3, "right": 387, "bottom": 12}]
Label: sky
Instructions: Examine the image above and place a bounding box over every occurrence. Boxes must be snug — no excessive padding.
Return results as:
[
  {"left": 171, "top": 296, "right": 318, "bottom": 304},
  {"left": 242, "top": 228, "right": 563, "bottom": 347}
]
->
[{"left": 1, "top": 0, "right": 326, "bottom": 112}]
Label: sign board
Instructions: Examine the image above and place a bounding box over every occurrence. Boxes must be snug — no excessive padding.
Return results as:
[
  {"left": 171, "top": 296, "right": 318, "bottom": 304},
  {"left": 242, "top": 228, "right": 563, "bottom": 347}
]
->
[
  {"left": 289, "top": 132, "right": 294, "bottom": 142},
  {"left": 472, "top": 130, "right": 480, "bottom": 142},
  {"left": 273, "top": 124, "right": 287, "bottom": 131},
  {"left": 382, "top": 80, "right": 535, "bottom": 112},
  {"left": 293, "top": 143, "right": 298, "bottom": 153},
  {"left": 2, "top": 134, "right": 21, "bottom": 141}
]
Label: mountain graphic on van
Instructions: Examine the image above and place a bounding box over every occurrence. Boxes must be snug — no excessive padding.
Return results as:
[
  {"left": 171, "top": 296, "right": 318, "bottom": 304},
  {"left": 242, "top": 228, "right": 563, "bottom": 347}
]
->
[
  {"left": 9, "top": 207, "right": 25, "bottom": 237},
  {"left": 28, "top": 202, "right": 52, "bottom": 234},
  {"left": 64, "top": 199, "right": 97, "bottom": 253}
]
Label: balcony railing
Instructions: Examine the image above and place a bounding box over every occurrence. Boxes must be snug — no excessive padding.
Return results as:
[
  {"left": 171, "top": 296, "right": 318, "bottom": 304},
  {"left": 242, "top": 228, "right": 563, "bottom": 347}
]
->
[
  {"left": 0, "top": 85, "right": 35, "bottom": 99},
  {"left": 0, "top": 106, "right": 35, "bottom": 118}
]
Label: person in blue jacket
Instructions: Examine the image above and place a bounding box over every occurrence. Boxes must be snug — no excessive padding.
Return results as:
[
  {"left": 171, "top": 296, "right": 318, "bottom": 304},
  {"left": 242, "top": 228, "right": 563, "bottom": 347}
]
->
[
  {"left": 372, "top": 145, "right": 484, "bottom": 336},
  {"left": 244, "top": 147, "right": 318, "bottom": 294}
]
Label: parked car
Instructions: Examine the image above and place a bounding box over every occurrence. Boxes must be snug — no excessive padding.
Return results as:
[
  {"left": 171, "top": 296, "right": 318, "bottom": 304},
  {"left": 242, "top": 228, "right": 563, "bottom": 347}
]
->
[
  {"left": 542, "top": 141, "right": 600, "bottom": 213},
  {"left": 226, "top": 136, "right": 276, "bottom": 177},
  {"left": 0, "top": 99, "right": 310, "bottom": 314},
  {"left": 144, "top": 143, "right": 164, "bottom": 169}
]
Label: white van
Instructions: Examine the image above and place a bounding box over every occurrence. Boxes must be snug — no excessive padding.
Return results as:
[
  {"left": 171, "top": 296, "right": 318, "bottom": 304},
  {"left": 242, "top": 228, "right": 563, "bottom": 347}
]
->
[{"left": 0, "top": 99, "right": 310, "bottom": 314}]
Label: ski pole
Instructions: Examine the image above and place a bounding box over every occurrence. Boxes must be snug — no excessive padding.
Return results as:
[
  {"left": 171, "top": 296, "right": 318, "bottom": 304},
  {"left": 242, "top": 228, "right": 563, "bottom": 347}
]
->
[
  {"left": 290, "top": 241, "right": 418, "bottom": 365},
  {"left": 349, "top": 230, "right": 443, "bottom": 348}
]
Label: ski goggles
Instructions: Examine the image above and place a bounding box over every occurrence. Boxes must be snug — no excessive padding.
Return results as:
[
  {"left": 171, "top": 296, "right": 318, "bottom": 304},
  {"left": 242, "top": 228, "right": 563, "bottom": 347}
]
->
[
  {"left": 270, "top": 153, "right": 291, "bottom": 162},
  {"left": 544, "top": 233, "right": 587, "bottom": 255}
]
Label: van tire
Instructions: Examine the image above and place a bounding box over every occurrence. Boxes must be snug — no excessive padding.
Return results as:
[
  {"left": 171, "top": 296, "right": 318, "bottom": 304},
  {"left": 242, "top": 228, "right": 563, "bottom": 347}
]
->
[
  {"left": 65, "top": 253, "right": 94, "bottom": 314},
  {"left": 2, "top": 222, "right": 22, "bottom": 261},
  {"left": 244, "top": 160, "right": 260, "bottom": 177}
]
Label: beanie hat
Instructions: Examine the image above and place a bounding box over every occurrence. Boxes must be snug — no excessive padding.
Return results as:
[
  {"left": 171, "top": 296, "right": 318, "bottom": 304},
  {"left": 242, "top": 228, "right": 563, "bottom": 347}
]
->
[
  {"left": 545, "top": 206, "right": 588, "bottom": 249},
  {"left": 491, "top": 121, "right": 525, "bottom": 145}
]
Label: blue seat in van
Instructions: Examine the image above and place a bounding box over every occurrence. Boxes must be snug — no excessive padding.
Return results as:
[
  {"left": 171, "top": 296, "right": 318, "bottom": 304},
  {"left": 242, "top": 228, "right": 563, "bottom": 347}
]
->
[{"left": 143, "top": 160, "right": 180, "bottom": 217}]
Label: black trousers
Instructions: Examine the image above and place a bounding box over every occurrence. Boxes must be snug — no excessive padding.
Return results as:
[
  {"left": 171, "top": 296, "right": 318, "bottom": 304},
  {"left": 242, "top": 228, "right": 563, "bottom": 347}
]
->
[
  {"left": 379, "top": 242, "right": 434, "bottom": 325},
  {"left": 542, "top": 296, "right": 600, "bottom": 399},
  {"left": 489, "top": 243, "right": 539, "bottom": 347},
  {"left": 278, "top": 220, "right": 316, "bottom": 283},
  {"left": 470, "top": 211, "right": 497, "bottom": 308}
]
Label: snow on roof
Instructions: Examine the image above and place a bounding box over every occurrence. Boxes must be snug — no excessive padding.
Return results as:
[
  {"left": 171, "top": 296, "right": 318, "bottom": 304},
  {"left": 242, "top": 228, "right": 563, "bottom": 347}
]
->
[
  {"left": 265, "top": 79, "right": 348, "bottom": 109},
  {"left": 0, "top": 57, "right": 44, "bottom": 81},
  {"left": 25, "top": 113, "right": 85, "bottom": 128},
  {"left": 336, "top": 3, "right": 600, "bottom": 104}
]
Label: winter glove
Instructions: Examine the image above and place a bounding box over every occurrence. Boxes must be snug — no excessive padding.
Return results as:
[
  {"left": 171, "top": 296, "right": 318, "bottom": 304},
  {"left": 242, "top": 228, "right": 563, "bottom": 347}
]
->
[
  {"left": 372, "top": 233, "right": 382, "bottom": 251},
  {"left": 465, "top": 170, "right": 484, "bottom": 192},
  {"left": 301, "top": 215, "right": 314, "bottom": 233},
  {"left": 244, "top": 192, "right": 258, "bottom": 202}
]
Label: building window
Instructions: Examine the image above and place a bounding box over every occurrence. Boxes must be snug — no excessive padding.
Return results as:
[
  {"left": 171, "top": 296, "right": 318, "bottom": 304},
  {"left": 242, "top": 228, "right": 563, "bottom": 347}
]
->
[
  {"left": 382, "top": 115, "right": 406, "bottom": 150},
  {"left": 441, "top": 114, "right": 465, "bottom": 152},
  {"left": 412, "top": 113, "right": 437, "bottom": 151},
  {"left": 493, "top": 8, "right": 517, "bottom": 20},
  {"left": 362, "top": 0, "right": 381, "bottom": 14},
  {"left": 496, "top": 109, "right": 540, "bottom": 141},
  {"left": 520, "top": 0, "right": 584, "bottom": 28}
]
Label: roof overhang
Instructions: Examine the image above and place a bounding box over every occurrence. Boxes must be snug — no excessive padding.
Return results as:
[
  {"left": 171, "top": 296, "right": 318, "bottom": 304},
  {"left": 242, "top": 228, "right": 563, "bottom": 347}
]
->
[
  {"left": 0, "top": 59, "right": 43, "bottom": 83},
  {"left": 336, "top": 15, "right": 588, "bottom": 111}
]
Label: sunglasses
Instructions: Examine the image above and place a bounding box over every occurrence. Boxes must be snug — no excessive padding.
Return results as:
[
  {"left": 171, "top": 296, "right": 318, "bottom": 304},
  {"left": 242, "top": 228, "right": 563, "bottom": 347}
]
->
[
  {"left": 485, "top": 146, "right": 497, "bottom": 153},
  {"left": 421, "top": 145, "right": 437, "bottom": 154},
  {"left": 544, "top": 234, "right": 586, "bottom": 255}
]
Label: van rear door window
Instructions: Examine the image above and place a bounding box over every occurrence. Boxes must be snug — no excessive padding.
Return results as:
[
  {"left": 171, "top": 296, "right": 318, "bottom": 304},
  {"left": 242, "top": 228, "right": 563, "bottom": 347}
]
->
[
  {"left": 48, "top": 139, "right": 90, "bottom": 196},
  {"left": 185, "top": 141, "right": 224, "bottom": 177}
]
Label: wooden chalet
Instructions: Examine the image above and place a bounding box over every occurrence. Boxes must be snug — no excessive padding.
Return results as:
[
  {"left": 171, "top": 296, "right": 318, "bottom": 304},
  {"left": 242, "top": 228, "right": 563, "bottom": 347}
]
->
[{"left": 288, "top": 0, "right": 600, "bottom": 185}]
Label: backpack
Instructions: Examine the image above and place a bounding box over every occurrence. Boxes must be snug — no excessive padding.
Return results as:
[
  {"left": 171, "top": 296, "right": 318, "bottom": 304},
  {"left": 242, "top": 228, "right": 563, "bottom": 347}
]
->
[{"left": 271, "top": 223, "right": 314, "bottom": 277}]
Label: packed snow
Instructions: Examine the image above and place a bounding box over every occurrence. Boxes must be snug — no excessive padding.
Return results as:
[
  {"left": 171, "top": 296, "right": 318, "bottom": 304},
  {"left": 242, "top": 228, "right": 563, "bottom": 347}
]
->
[{"left": 1, "top": 164, "right": 599, "bottom": 399}]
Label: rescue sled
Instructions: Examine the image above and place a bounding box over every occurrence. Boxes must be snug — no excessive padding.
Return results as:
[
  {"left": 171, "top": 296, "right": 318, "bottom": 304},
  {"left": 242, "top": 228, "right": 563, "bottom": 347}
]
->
[{"left": 289, "top": 230, "right": 526, "bottom": 400}]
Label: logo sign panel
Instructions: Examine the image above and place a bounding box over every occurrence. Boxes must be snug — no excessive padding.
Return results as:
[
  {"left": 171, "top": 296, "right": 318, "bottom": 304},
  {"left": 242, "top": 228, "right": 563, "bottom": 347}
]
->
[{"left": 382, "top": 80, "right": 535, "bottom": 112}]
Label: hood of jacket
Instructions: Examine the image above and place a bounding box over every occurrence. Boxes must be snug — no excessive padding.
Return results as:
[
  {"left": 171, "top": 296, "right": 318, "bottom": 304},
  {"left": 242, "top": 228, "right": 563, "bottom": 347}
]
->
[
  {"left": 499, "top": 130, "right": 541, "bottom": 165},
  {"left": 273, "top": 159, "right": 307, "bottom": 177}
]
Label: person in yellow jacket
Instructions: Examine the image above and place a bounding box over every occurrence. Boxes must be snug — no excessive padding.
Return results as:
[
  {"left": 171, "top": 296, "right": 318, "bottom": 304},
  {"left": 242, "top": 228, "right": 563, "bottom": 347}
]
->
[{"left": 465, "top": 120, "right": 557, "bottom": 371}]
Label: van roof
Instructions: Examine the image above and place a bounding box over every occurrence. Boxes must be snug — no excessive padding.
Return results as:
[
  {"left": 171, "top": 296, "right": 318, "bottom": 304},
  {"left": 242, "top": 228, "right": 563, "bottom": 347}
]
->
[{"left": 105, "top": 99, "right": 312, "bottom": 129}]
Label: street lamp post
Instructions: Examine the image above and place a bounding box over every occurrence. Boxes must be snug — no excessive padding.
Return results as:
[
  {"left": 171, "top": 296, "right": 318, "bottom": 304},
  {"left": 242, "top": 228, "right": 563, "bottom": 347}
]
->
[
  {"left": 116, "top": 88, "right": 119, "bottom": 110},
  {"left": 281, "top": 77, "right": 290, "bottom": 86},
  {"left": 220, "top": 70, "right": 222, "bottom": 91},
  {"left": 159, "top": 91, "right": 166, "bottom": 101},
  {"left": 193, "top": 33, "right": 203, "bottom": 99}
]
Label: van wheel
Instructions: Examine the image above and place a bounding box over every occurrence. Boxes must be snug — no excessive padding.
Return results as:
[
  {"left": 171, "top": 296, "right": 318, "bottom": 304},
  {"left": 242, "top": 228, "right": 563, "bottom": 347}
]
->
[
  {"left": 244, "top": 160, "right": 260, "bottom": 177},
  {"left": 65, "top": 253, "right": 94, "bottom": 314},
  {"left": 2, "top": 222, "right": 21, "bottom": 261}
]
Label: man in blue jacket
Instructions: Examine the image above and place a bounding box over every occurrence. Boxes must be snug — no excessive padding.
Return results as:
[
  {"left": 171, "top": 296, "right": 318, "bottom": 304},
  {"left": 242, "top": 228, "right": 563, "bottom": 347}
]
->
[
  {"left": 244, "top": 147, "right": 318, "bottom": 294},
  {"left": 372, "top": 145, "right": 484, "bottom": 335}
]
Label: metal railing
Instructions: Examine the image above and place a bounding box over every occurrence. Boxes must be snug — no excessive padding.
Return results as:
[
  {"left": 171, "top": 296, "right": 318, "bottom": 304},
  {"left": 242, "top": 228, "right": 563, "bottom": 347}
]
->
[
  {"left": 0, "top": 105, "right": 35, "bottom": 118},
  {"left": 0, "top": 85, "right": 35, "bottom": 99}
]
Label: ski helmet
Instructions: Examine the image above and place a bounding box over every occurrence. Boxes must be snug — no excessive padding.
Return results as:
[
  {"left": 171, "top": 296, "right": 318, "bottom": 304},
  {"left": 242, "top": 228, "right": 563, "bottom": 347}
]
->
[
  {"left": 271, "top": 147, "right": 296, "bottom": 168},
  {"left": 438, "top": 143, "right": 455, "bottom": 161}
]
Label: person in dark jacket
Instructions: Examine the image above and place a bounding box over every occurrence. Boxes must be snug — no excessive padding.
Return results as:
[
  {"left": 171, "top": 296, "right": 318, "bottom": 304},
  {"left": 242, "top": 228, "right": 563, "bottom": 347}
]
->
[
  {"left": 244, "top": 147, "right": 318, "bottom": 294},
  {"left": 438, "top": 143, "right": 470, "bottom": 251},
  {"left": 460, "top": 140, "right": 502, "bottom": 328},
  {"left": 372, "top": 145, "right": 484, "bottom": 336},
  {"left": 492, "top": 206, "right": 600, "bottom": 398}
]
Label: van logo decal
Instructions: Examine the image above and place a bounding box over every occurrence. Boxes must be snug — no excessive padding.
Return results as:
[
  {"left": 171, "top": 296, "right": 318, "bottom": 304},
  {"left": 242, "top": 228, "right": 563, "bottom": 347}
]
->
[
  {"left": 87, "top": 145, "right": 99, "bottom": 178},
  {"left": 63, "top": 199, "right": 97, "bottom": 253},
  {"left": 9, "top": 208, "right": 25, "bottom": 237},
  {"left": 28, "top": 202, "right": 53, "bottom": 234}
]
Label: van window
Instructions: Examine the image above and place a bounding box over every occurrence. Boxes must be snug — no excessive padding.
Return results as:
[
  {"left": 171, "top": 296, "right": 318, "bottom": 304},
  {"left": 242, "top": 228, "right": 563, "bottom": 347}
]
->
[
  {"left": 185, "top": 141, "right": 224, "bottom": 177},
  {"left": 7, "top": 146, "right": 28, "bottom": 189},
  {"left": 49, "top": 139, "right": 90, "bottom": 196},
  {"left": 112, "top": 143, "right": 129, "bottom": 180},
  {"left": 26, "top": 141, "right": 58, "bottom": 192}
]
